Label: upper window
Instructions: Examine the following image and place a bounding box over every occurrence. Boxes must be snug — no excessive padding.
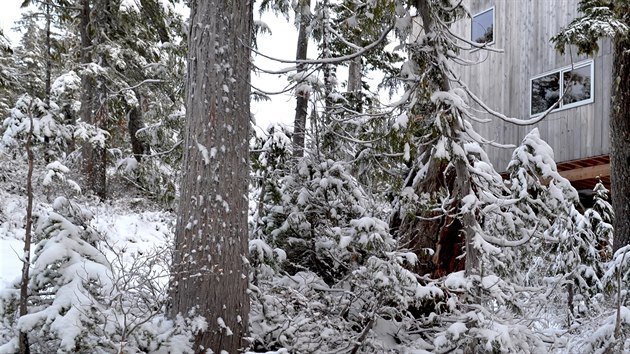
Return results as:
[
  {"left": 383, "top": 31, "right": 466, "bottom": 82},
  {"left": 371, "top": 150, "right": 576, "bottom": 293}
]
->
[
  {"left": 530, "top": 61, "right": 594, "bottom": 116},
  {"left": 471, "top": 8, "right": 494, "bottom": 44}
]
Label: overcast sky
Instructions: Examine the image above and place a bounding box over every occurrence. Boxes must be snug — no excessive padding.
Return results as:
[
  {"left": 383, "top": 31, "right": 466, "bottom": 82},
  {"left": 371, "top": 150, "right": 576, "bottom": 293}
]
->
[{"left": 0, "top": 1, "right": 23, "bottom": 44}]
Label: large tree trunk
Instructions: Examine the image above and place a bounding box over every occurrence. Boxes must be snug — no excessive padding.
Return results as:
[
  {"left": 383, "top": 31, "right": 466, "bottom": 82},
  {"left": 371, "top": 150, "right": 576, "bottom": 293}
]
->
[
  {"left": 292, "top": 0, "right": 310, "bottom": 158},
  {"left": 79, "top": 0, "right": 107, "bottom": 199},
  {"left": 611, "top": 33, "right": 630, "bottom": 252},
  {"left": 168, "top": 1, "right": 252, "bottom": 353}
]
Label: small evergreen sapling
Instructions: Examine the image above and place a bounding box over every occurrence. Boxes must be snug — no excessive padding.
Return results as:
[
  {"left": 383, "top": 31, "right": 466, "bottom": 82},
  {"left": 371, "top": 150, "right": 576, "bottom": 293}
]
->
[{"left": 585, "top": 180, "right": 614, "bottom": 261}]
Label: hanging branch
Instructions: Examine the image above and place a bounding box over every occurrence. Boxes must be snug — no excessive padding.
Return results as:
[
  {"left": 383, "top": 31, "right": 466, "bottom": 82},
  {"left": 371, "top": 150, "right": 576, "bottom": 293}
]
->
[{"left": 246, "top": 23, "right": 394, "bottom": 66}]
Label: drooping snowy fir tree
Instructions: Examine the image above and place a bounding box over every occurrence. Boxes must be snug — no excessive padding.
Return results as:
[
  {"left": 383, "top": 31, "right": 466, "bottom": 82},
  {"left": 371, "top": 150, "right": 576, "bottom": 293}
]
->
[
  {"left": 505, "top": 128, "right": 606, "bottom": 326},
  {"left": 504, "top": 128, "right": 579, "bottom": 286}
]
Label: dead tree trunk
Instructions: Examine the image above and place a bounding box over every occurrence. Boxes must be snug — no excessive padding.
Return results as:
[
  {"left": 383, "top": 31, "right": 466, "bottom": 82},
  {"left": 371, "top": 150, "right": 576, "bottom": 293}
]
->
[
  {"left": 347, "top": 56, "right": 362, "bottom": 110},
  {"left": 168, "top": 0, "right": 252, "bottom": 352}
]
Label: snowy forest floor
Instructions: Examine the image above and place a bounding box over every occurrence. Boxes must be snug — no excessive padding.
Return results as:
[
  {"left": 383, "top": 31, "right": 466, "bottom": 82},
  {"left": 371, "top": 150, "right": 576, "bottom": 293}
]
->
[
  {"left": 0, "top": 156, "right": 174, "bottom": 298},
  {"left": 0, "top": 154, "right": 627, "bottom": 353}
]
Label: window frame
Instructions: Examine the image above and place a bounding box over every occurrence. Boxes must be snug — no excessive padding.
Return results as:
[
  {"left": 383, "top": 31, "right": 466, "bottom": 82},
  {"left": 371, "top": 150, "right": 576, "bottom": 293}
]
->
[
  {"left": 471, "top": 7, "right": 495, "bottom": 46},
  {"left": 529, "top": 60, "right": 594, "bottom": 117}
]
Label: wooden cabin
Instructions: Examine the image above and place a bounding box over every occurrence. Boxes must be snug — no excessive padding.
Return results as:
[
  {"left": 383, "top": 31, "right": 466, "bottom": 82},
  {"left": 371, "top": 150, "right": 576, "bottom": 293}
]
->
[{"left": 450, "top": 0, "right": 612, "bottom": 196}]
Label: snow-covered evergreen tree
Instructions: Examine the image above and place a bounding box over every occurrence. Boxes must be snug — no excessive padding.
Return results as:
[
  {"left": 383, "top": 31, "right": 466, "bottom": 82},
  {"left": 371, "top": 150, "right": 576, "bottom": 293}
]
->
[
  {"left": 0, "top": 196, "right": 194, "bottom": 353},
  {"left": 585, "top": 180, "right": 614, "bottom": 261},
  {"left": 504, "top": 128, "right": 579, "bottom": 286}
]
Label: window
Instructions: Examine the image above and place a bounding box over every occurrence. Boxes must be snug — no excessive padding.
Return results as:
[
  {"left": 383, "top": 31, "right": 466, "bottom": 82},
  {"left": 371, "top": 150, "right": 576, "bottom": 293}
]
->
[
  {"left": 531, "top": 72, "right": 560, "bottom": 116},
  {"left": 471, "top": 8, "right": 494, "bottom": 44},
  {"left": 530, "top": 61, "right": 593, "bottom": 116}
]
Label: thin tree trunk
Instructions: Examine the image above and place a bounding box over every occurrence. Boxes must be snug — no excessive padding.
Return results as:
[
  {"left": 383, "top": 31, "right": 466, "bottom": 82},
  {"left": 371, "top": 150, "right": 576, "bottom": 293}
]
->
[
  {"left": 567, "top": 282, "right": 574, "bottom": 326},
  {"left": 169, "top": 0, "right": 252, "bottom": 352},
  {"left": 319, "top": 0, "right": 337, "bottom": 156},
  {"left": 18, "top": 102, "right": 36, "bottom": 354},
  {"left": 347, "top": 57, "right": 362, "bottom": 94},
  {"left": 321, "top": 0, "right": 333, "bottom": 112},
  {"left": 44, "top": 0, "right": 51, "bottom": 105},
  {"left": 43, "top": 0, "right": 52, "bottom": 161},
  {"left": 347, "top": 56, "right": 362, "bottom": 111},
  {"left": 611, "top": 33, "right": 630, "bottom": 252},
  {"left": 292, "top": 0, "right": 310, "bottom": 158}
]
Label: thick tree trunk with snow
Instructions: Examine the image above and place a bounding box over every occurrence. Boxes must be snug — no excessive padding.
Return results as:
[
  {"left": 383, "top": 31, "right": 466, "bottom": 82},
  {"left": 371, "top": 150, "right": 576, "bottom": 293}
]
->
[
  {"left": 168, "top": 1, "right": 252, "bottom": 352},
  {"left": 611, "top": 33, "right": 630, "bottom": 252},
  {"left": 292, "top": 0, "right": 310, "bottom": 158}
]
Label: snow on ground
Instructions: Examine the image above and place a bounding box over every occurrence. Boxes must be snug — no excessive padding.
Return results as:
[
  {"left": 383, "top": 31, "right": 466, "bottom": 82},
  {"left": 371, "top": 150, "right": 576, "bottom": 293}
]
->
[
  {"left": 0, "top": 187, "right": 29, "bottom": 288},
  {"left": 91, "top": 206, "right": 174, "bottom": 251},
  {"left": 0, "top": 181, "right": 175, "bottom": 292},
  {"left": 0, "top": 239, "right": 23, "bottom": 288}
]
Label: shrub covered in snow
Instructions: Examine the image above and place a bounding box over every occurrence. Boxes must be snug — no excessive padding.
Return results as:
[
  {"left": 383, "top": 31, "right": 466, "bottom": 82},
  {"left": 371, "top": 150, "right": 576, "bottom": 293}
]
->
[{"left": 0, "top": 197, "right": 194, "bottom": 353}]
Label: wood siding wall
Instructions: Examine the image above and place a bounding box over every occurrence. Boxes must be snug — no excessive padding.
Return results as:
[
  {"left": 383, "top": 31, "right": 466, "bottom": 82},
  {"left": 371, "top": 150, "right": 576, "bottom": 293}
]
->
[{"left": 451, "top": 0, "right": 612, "bottom": 171}]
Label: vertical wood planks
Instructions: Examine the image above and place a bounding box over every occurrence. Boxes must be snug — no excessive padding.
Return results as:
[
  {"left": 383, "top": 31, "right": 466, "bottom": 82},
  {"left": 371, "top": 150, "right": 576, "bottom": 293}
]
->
[{"left": 449, "top": 0, "right": 612, "bottom": 171}]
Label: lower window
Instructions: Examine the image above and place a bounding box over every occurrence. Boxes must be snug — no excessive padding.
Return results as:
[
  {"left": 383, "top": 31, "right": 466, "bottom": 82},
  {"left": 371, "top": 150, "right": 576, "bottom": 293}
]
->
[{"left": 530, "top": 61, "right": 593, "bottom": 116}]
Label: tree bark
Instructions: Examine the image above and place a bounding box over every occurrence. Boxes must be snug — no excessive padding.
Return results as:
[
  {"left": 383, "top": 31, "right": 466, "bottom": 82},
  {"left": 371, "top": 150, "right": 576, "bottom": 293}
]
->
[
  {"left": 43, "top": 0, "right": 52, "bottom": 162},
  {"left": 347, "top": 56, "right": 362, "bottom": 111},
  {"left": 80, "top": 0, "right": 107, "bottom": 199},
  {"left": 128, "top": 95, "right": 147, "bottom": 162},
  {"left": 79, "top": 0, "right": 94, "bottom": 181},
  {"left": 169, "top": 0, "right": 252, "bottom": 353},
  {"left": 347, "top": 57, "right": 362, "bottom": 94},
  {"left": 18, "top": 101, "right": 36, "bottom": 354},
  {"left": 44, "top": 0, "right": 51, "bottom": 105},
  {"left": 292, "top": 0, "right": 310, "bottom": 158},
  {"left": 611, "top": 33, "right": 630, "bottom": 252}
]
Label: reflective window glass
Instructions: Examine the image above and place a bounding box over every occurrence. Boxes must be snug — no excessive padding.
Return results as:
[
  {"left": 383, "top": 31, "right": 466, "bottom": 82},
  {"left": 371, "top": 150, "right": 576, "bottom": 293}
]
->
[
  {"left": 531, "top": 72, "right": 560, "bottom": 115},
  {"left": 472, "top": 8, "right": 494, "bottom": 44},
  {"left": 563, "top": 65, "right": 592, "bottom": 105}
]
